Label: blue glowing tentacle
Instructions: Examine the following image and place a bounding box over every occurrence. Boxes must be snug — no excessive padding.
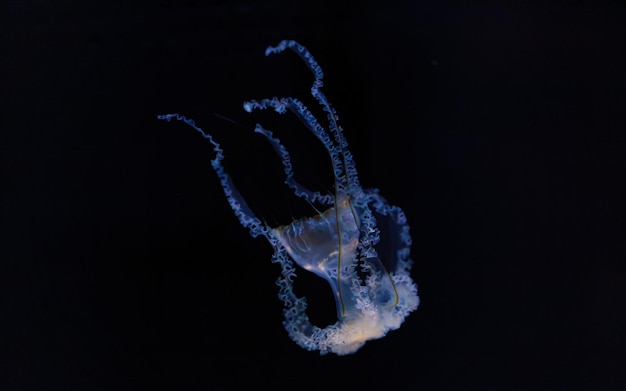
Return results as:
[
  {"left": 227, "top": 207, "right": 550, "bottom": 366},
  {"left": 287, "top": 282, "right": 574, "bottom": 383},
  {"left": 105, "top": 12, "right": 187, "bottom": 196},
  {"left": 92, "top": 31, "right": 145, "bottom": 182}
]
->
[
  {"left": 243, "top": 97, "right": 349, "bottom": 195},
  {"left": 363, "top": 189, "right": 418, "bottom": 316},
  {"left": 157, "top": 113, "right": 269, "bottom": 239},
  {"left": 264, "top": 40, "right": 362, "bottom": 196},
  {"left": 271, "top": 245, "right": 331, "bottom": 353},
  {"left": 252, "top": 124, "right": 334, "bottom": 205},
  {"left": 366, "top": 190, "right": 414, "bottom": 272},
  {"left": 157, "top": 115, "right": 332, "bottom": 352}
]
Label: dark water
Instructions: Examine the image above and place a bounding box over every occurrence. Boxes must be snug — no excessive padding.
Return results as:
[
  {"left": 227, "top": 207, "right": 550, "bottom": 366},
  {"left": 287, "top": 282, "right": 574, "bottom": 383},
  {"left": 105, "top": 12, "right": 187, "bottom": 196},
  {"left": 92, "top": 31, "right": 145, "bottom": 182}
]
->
[{"left": 3, "top": 1, "right": 625, "bottom": 389}]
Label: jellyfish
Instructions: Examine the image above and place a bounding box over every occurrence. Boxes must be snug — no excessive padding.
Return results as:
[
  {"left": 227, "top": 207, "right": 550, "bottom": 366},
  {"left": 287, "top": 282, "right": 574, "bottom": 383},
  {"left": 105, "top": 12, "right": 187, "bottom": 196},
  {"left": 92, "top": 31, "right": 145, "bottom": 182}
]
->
[{"left": 158, "top": 40, "right": 419, "bottom": 355}]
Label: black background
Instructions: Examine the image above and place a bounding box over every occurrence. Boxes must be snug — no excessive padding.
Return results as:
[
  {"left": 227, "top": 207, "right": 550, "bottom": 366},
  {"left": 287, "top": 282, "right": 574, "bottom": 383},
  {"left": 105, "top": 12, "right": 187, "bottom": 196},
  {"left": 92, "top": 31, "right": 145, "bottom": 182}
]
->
[{"left": 3, "top": 1, "right": 626, "bottom": 390}]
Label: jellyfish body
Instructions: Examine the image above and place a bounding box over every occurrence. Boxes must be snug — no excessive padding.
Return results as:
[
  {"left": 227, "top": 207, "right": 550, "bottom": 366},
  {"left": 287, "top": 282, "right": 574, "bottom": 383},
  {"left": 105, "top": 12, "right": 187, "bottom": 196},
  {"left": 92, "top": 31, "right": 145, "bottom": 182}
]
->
[{"left": 158, "top": 40, "right": 419, "bottom": 355}]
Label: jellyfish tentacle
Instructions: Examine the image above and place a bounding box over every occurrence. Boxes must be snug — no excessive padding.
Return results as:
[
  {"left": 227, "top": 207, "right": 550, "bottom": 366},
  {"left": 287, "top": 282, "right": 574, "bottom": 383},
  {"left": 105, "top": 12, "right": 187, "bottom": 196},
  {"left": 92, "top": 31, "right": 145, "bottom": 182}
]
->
[
  {"left": 264, "top": 40, "right": 362, "bottom": 195},
  {"left": 362, "top": 189, "right": 418, "bottom": 317},
  {"left": 157, "top": 113, "right": 269, "bottom": 239},
  {"left": 251, "top": 123, "right": 334, "bottom": 205},
  {"left": 244, "top": 96, "right": 349, "bottom": 195},
  {"left": 365, "top": 190, "right": 414, "bottom": 271}
]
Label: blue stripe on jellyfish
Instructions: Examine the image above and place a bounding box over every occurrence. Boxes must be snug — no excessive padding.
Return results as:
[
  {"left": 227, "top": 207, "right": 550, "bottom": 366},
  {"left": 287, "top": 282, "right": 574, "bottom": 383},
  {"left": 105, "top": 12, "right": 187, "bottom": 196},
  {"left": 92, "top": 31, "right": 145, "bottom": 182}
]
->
[{"left": 158, "top": 40, "right": 419, "bottom": 355}]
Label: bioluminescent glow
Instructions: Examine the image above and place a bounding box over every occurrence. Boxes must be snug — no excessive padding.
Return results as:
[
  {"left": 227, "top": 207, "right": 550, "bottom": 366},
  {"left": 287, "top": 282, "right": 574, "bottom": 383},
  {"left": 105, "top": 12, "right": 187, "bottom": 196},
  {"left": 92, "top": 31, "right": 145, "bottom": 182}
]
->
[{"left": 159, "top": 40, "right": 419, "bottom": 355}]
